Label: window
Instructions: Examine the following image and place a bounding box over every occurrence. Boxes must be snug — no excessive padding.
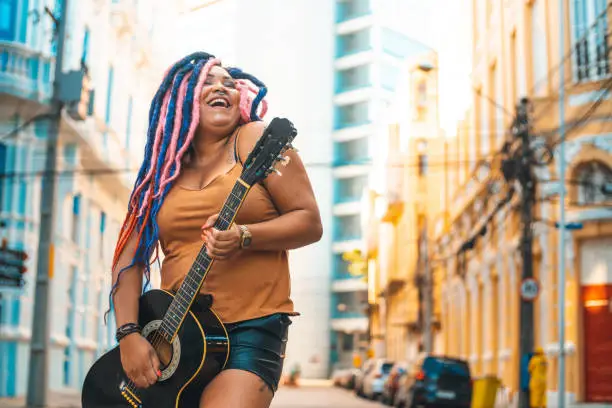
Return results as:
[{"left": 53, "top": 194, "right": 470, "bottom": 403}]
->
[
  {"left": 335, "top": 137, "right": 369, "bottom": 164},
  {"left": 572, "top": 0, "right": 610, "bottom": 81},
  {"left": 64, "top": 266, "right": 77, "bottom": 386},
  {"left": 100, "top": 212, "right": 106, "bottom": 259},
  {"left": 341, "top": 332, "right": 354, "bottom": 351},
  {"left": 576, "top": 161, "right": 612, "bottom": 205},
  {"left": 510, "top": 32, "right": 518, "bottom": 104},
  {"left": 105, "top": 66, "right": 114, "bottom": 125},
  {"left": 490, "top": 63, "right": 504, "bottom": 146},
  {"left": 414, "top": 80, "right": 427, "bottom": 121},
  {"left": 335, "top": 214, "right": 361, "bottom": 241},
  {"left": 479, "top": 87, "right": 489, "bottom": 156},
  {"left": 71, "top": 195, "right": 81, "bottom": 242},
  {"left": 336, "top": 102, "right": 369, "bottom": 129},
  {"left": 333, "top": 253, "right": 352, "bottom": 279},
  {"left": 418, "top": 154, "right": 428, "bottom": 176},
  {"left": 81, "top": 27, "right": 90, "bottom": 69},
  {"left": 0, "top": 0, "right": 16, "bottom": 40},
  {"left": 337, "top": 65, "right": 370, "bottom": 92},
  {"left": 336, "top": 0, "right": 370, "bottom": 22},
  {"left": 530, "top": 0, "right": 549, "bottom": 96},
  {"left": 337, "top": 28, "right": 370, "bottom": 57},
  {"left": 335, "top": 175, "right": 367, "bottom": 203}
]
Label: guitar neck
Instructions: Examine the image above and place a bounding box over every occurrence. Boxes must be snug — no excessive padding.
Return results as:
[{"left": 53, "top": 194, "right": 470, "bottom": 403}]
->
[{"left": 159, "top": 178, "right": 251, "bottom": 342}]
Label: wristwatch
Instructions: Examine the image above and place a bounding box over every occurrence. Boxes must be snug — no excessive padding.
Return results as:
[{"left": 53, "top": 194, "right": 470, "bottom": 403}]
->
[{"left": 238, "top": 225, "right": 252, "bottom": 249}]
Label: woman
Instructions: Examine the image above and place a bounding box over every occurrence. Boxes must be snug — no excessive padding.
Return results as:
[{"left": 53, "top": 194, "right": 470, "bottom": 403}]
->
[{"left": 110, "top": 52, "right": 322, "bottom": 408}]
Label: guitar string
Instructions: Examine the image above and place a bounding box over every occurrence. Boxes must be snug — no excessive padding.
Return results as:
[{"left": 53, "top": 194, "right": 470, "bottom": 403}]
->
[{"left": 123, "top": 187, "right": 244, "bottom": 397}]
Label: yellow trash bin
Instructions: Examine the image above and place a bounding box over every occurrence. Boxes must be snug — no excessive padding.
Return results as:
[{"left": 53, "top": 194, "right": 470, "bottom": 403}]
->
[{"left": 471, "top": 376, "right": 501, "bottom": 408}]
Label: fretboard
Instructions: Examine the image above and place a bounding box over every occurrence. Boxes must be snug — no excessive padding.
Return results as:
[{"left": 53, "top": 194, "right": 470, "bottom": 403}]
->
[{"left": 159, "top": 179, "right": 250, "bottom": 342}]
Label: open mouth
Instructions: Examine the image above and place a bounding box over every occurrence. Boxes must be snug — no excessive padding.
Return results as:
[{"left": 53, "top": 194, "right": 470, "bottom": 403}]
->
[{"left": 207, "top": 97, "right": 231, "bottom": 109}]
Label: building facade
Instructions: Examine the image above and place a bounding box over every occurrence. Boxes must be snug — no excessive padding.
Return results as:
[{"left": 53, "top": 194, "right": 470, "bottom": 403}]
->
[
  {"left": 437, "top": 0, "right": 612, "bottom": 403},
  {"left": 361, "top": 52, "right": 450, "bottom": 363},
  {"left": 0, "top": 0, "right": 179, "bottom": 397},
  {"left": 330, "top": 0, "right": 435, "bottom": 369}
]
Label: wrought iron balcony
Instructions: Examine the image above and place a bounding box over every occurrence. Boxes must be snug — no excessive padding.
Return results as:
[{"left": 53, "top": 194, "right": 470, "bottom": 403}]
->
[{"left": 0, "top": 41, "right": 53, "bottom": 104}]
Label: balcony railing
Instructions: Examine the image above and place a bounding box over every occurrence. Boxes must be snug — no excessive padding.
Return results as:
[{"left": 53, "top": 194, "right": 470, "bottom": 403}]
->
[{"left": 0, "top": 41, "right": 53, "bottom": 104}]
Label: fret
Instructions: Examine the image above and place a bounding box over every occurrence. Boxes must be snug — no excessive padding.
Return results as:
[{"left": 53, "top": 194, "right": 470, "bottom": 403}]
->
[{"left": 165, "top": 311, "right": 181, "bottom": 326}]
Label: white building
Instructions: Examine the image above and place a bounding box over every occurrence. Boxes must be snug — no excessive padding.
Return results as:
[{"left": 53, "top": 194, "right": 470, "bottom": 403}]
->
[{"left": 0, "top": 0, "right": 179, "bottom": 397}]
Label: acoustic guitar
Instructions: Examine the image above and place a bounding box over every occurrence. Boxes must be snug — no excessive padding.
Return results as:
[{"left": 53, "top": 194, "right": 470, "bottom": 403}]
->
[{"left": 82, "top": 117, "right": 297, "bottom": 408}]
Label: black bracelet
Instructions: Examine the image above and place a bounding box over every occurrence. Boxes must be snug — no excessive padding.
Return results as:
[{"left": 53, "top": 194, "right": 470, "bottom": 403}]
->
[{"left": 116, "top": 323, "right": 142, "bottom": 343}]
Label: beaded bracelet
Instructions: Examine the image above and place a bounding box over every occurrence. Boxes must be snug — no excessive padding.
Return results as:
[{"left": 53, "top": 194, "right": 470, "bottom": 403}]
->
[{"left": 115, "top": 322, "right": 142, "bottom": 343}]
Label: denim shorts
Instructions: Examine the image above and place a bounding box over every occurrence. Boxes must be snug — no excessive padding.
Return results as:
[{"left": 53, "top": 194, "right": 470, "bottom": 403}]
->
[{"left": 223, "top": 313, "right": 292, "bottom": 393}]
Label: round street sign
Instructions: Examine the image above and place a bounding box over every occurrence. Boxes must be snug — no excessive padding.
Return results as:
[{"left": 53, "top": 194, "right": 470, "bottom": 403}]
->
[{"left": 520, "top": 277, "right": 540, "bottom": 301}]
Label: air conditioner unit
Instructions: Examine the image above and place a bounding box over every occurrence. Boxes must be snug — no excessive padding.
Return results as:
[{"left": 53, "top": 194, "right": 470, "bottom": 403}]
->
[{"left": 60, "top": 70, "right": 91, "bottom": 121}]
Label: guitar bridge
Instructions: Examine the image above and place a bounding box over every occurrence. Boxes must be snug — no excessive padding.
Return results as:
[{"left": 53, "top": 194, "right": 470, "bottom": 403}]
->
[{"left": 119, "top": 381, "right": 142, "bottom": 408}]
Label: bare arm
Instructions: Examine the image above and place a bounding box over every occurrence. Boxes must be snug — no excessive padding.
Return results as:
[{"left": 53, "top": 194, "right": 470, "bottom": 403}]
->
[
  {"left": 111, "top": 230, "right": 143, "bottom": 328},
  {"left": 237, "top": 121, "right": 323, "bottom": 251}
]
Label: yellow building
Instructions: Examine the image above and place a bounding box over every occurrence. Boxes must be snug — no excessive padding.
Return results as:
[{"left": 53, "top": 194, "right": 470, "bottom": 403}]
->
[
  {"left": 437, "top": 0, "right": 612, "bottom": 404},
  {"left": 364, "top": 52, "right": 452, "bottom": 363}
]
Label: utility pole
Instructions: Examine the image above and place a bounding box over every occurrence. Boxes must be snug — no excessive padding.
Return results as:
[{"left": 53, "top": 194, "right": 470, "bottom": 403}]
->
[
  {"left": 516, "top": 98, "right": 535, "bottom": 408},
  {"left": 557, "top": 0, "right": 567, "bottom": 406},
  {"left": 27, "top": 0, "right": 68, "bottom": 405},
  {"left": 422, "top": 217, "right": 433, "bottom": 353}
]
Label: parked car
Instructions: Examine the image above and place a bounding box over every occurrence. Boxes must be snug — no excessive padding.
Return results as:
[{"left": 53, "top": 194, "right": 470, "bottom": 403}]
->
[
  {"left": 331, "top": 367, "right": 361, "bottom": 389},
  {"left": 361, "top": 359, "right": 394, "bottom": 400},
  {"left": 394, "top": 355, "right": 472, "bottom": 408},
  {"left": 382, "top": 361, "right": 409, "bottom": 405}
]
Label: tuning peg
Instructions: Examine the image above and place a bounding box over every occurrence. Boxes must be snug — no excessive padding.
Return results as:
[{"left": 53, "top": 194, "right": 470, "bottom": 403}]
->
[{"left": 277, "top": 155, "right": 291, "bottom": 166}]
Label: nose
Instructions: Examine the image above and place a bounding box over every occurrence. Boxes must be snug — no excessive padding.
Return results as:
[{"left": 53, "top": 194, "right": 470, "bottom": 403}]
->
[{"left": 210, "top": 79, "right": 229, "bottom": 94}]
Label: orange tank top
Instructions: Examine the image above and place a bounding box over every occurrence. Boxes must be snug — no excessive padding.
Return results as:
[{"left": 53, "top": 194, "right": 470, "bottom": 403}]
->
[{"left": 156, "top": 148, "right": 296, "bottom": 323}]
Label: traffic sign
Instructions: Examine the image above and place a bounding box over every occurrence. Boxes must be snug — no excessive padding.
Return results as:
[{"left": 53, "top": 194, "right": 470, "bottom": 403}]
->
[
  {"left": 0, "top": 276, "right": 24, "bottom": 288},
  {"left": 0, "top": 243, "right": 28, "bottom": 288},
  {"left": 520, "top": 277, "right": 540, "bottom": 301}
]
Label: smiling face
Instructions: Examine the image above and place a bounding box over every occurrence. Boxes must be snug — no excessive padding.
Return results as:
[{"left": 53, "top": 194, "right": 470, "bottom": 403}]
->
[{"left": 198, "top": 65, "right": 241, "bottom": 136}]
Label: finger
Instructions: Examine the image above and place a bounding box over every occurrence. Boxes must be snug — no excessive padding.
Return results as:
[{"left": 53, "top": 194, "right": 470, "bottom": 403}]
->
[
  {"left": 211, "top": 247, "right": 237, "bottom": 260},
  {"left": 144, "top": 367, "right": 158, "bottom": 385},
  {"left": 202, "top": 214, "right": 219, "bottom": 230},
  {"left": 135, "top": 375, "right": 149, "bottom": 388},
  {"left": 208, "top": 239, "right": 236, "bottom": 250},
  {"left": 213, "top": 230, "right": 239, "bottom": 242}
]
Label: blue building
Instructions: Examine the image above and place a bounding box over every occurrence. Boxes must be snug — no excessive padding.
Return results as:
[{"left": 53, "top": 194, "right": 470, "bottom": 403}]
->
[
  {"left": 0, "top": 0, "right": 178, "bottom": 397},
  {"left": 331, "top": 0, "right": 433, "bottom": 368}
]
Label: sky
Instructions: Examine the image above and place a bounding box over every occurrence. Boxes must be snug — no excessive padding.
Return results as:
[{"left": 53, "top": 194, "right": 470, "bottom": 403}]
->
[
  {"left": 389, "top": 0, "right": 473, "bottom": 135},
  {"left": 176, "top": 0, "right": 473, "bottom": 136}
]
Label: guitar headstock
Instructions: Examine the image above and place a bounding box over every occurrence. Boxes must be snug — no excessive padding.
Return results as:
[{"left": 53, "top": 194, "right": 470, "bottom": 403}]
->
[{"left": 241, "top": 118, "right": 298, "bottom": 186}]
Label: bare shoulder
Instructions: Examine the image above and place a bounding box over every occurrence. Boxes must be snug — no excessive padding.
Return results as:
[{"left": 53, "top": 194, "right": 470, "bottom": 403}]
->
[{"left": 236, "top": 121, "right": 266, "bottom": 162}]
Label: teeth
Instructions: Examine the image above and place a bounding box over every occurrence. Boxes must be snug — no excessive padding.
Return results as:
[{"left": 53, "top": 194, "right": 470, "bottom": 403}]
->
[{"left": 209, "top": 98, "right": 229, "bottom": 107}]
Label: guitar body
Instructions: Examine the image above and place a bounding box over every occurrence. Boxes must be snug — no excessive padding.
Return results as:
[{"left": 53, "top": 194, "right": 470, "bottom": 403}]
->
[{"left": 82, "top": 290, "right": 229, "bottom": 408}]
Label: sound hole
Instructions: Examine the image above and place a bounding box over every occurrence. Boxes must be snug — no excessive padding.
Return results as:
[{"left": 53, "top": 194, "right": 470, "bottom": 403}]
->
[
  {"left": 140, "top": 320, "right": 182, "bottom": 381},
  {"left": 147, "top": 332, "right": 173, "bottom": 368}
]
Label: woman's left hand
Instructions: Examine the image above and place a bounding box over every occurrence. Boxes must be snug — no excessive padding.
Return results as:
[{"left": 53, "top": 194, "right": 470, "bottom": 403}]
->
[{"left": 201, "top": 213, "right": 242, "bottom": 260}]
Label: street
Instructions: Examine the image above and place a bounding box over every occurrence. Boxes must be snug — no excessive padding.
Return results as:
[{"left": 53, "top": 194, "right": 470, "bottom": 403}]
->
[
  {"left": 272, "top": 386, "right": 380, "bottom": 408},
  {"left": 0, "top": 385, "right": 378, "bottom": 408}
]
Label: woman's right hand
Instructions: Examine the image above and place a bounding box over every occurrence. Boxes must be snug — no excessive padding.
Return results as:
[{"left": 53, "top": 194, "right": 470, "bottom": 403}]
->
[{"left": 119, "top": 333, "right": 161, "bottom": 388}]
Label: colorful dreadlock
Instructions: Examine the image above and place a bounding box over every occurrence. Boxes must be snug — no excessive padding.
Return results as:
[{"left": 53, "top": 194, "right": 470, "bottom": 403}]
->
[{"left": 106, "top": 53, "right": 268, "bottom": 319}]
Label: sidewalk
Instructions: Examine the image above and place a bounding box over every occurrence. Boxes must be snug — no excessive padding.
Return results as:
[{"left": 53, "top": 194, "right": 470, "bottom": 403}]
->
[{"left": 0, "top": 392, "right": 80, "bottom": 408}]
